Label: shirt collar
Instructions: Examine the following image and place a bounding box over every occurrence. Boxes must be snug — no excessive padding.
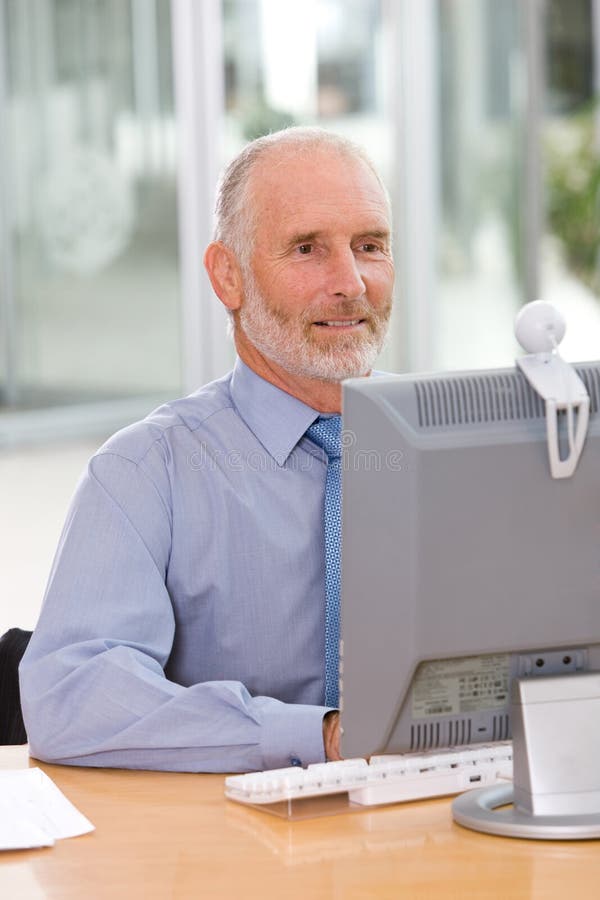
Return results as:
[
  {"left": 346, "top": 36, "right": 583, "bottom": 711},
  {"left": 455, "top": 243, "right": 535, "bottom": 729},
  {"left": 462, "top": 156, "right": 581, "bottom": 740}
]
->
[{"left": 229, "top": 358, "right": 320, "bottom": 467}]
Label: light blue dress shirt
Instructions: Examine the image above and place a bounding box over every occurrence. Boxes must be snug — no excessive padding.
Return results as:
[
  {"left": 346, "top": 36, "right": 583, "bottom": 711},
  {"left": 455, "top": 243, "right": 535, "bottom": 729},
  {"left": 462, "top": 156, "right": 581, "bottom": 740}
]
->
[{"left": 20, "top": 359, "right": 336, "bottom": 773}]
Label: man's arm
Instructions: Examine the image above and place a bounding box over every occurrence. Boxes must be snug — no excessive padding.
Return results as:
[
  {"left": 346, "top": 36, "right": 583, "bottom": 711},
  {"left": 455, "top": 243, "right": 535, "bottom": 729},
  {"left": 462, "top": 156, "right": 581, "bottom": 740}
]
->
[{"left": 19, "top": 452, "right": 330, "bottom": 773}]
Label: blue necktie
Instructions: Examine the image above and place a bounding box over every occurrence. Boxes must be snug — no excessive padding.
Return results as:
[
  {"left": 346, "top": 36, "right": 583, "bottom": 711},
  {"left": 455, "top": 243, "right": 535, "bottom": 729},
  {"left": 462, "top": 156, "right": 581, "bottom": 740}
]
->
[{"left": 306, "top": 415, "right": 342, "bottom": 708}]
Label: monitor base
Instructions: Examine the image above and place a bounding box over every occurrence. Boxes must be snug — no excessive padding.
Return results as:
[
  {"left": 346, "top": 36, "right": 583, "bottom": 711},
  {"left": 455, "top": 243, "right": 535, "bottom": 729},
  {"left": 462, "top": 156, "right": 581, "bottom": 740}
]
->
[{"left": 452, "top": 785, "right": 600, "bottom": 840}]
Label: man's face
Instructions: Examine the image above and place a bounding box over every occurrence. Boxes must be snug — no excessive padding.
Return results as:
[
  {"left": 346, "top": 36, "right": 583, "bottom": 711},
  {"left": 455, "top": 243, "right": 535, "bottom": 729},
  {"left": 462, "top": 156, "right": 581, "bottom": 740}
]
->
[{"left": 236, "top": 148, "right": 395, "bottom": 383}]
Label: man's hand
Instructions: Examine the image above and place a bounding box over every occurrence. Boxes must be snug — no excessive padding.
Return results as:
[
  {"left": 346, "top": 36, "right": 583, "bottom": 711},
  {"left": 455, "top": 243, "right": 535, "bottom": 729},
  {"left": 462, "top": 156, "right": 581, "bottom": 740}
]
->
[{"left": 322, "top": 710, "right": 342, "bottom": 761}]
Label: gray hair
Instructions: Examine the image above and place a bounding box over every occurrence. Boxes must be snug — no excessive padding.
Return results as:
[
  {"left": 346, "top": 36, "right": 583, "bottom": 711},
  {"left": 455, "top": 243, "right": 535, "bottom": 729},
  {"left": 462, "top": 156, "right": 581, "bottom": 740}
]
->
[{"left": 212, "top": 126, "right": 390, "bottom": 272}]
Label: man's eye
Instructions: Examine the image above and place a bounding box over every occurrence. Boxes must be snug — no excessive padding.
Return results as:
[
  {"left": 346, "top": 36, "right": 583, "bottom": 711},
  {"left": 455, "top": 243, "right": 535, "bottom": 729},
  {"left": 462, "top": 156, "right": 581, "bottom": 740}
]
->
[
  {"left": 297, "top": 244, "right": 313, "bottom": 255},
  {"left": 360, "top": 243, "right": 379, "bottom": 253}
]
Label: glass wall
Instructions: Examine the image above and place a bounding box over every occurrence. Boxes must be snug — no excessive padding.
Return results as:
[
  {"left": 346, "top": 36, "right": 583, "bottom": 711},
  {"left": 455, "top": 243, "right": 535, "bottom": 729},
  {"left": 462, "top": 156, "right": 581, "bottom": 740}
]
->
[
  {"left": 0, "top": 0, "right": 181, "bottom": 442},
  {"left": 221, "top": 0, "right": 392, "bottom": 190},
  {"left": 434, "top": 0, "right": 599, "bottom": 370},
  {"left": 434, "top": 0, "right": 524, "bottom": 370},
  {"left": 435, "top": 0, "right": 599, "bottom": 370},
  {"left": 542, "top": 0, "right": 600, "bottom": 361},
  {"left": 1, "top": 0, "right": 598, "bottom": 445}
]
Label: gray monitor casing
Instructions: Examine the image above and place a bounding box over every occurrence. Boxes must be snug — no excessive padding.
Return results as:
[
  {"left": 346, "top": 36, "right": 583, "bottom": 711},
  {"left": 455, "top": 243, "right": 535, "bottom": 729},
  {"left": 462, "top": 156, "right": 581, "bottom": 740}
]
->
[{"left": 339, "top": 363, "right": 600, "bottom": 759}]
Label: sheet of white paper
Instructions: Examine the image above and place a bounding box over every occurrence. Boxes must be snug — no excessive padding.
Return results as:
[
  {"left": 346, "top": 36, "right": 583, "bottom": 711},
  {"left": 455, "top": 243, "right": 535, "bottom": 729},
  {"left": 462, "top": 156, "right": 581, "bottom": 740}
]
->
[{"left": 0, "top": 768, "right": 94, "bottom": 850}]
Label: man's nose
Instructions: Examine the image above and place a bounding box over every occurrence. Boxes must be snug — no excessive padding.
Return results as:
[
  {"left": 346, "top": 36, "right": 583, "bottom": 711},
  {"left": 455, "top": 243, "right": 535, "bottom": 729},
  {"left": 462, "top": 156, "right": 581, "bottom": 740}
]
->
[{"left": 327, "top": 248, "right": 366, "bottom": 299}]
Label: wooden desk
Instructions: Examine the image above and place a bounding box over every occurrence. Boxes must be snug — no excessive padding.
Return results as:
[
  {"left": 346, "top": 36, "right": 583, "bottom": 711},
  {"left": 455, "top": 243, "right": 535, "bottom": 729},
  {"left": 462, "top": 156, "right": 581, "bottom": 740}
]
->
[{"left": 1, "top": 746, "right": 600, "bottom": 899}]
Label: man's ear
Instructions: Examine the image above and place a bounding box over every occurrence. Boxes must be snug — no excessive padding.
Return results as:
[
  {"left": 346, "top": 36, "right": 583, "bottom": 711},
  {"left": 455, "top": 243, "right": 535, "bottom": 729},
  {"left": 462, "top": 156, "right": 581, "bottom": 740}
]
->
[{"left": 204, "top": 241, "right": 244, "bottom": 312}]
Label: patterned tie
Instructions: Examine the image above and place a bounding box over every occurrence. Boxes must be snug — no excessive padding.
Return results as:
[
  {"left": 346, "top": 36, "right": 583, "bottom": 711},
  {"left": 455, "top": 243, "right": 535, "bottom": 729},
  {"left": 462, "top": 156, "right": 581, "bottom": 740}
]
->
[{"left": 306, "top": 415, "right": 342, "bottom": 707}]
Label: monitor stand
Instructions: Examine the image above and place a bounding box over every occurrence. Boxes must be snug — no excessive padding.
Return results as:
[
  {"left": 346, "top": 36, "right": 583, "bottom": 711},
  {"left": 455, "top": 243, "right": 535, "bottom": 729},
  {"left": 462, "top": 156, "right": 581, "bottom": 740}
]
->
[{"left": 452, "top": 671, "right": 600, "bottom": 840}]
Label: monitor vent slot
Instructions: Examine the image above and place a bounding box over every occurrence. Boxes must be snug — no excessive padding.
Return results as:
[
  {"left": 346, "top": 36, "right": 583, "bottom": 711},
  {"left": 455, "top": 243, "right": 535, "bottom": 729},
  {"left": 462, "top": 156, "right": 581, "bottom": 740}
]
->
[
  {"left": 415, "top": 371, "right": 545, "bottom": 428},
  {"left": 492, "top": 714, "right": 510, "bottom": 741},
  {"left": 411, "top": 718, "right": 474, "bottom": 750},
  {"left": 410, "top": 722, "right": 441, "bottom": 751},
  {"left": 576, "top": 365, "right": 600, "bottom": 413},
  {"left": 447, "top": 718, "right": 472, "bottom": 746}
]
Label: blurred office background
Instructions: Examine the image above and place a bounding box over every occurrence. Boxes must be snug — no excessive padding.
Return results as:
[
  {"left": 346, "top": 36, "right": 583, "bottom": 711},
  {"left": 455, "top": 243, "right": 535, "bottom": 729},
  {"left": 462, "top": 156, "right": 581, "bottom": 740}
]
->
[{"left": 1, "top": 0, "right": 599, "bottom": 631}]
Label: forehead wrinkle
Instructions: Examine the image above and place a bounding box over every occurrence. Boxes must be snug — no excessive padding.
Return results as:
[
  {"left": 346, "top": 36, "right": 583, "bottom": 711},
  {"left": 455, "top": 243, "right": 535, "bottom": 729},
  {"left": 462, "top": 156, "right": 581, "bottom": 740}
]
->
[{"left": 247, "top": 149, "right": 392, "bottom": 256}]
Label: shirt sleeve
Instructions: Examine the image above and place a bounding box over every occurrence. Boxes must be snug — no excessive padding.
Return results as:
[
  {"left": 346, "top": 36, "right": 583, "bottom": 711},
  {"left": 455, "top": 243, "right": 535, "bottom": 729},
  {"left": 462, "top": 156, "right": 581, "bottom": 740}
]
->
[{"left": 19, "top": 448, "right": 330, "bottom": 773}]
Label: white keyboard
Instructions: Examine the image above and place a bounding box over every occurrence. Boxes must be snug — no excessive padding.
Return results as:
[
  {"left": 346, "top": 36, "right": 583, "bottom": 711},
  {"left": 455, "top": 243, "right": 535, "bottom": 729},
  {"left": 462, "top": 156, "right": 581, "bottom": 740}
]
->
[{"left": 225, "top": 742, "right": 513, "bottom": 809}]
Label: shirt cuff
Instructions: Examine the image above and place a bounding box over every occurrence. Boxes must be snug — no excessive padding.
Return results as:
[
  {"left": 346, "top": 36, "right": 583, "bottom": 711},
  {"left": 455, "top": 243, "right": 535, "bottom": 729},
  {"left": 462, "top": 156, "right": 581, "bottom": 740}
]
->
[{"left": 259, "top": 702, "right": 334, "bottom": 770}]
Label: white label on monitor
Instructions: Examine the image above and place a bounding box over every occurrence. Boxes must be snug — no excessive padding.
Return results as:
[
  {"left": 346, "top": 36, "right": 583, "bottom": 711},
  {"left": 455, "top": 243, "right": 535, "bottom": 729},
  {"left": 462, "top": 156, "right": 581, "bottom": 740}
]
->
[{"left": 412, "top": 654, "right": 511, "bottom": 718}]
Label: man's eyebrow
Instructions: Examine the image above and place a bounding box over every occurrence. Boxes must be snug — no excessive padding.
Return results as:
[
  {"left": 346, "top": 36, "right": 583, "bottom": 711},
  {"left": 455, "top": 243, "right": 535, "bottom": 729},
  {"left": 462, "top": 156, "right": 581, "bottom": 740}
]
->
[
  {"left": 284, "top": 231, "right": 321, "bottom": 249},
  {"left": 354, "top": 229, "right": 391, "bottom": 242}
]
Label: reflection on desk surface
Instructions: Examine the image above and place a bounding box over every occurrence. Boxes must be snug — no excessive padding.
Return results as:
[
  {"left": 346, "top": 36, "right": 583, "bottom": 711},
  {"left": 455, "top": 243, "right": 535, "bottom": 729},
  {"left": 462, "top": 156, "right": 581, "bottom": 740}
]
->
[{"left": 225, "top": 790, "right": 600, "bottom": 869}]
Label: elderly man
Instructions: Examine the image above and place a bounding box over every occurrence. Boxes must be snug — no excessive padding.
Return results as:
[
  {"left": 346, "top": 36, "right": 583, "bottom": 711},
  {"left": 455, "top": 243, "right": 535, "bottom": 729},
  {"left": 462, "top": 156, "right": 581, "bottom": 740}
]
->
[{"left": 20, "top": 127, "right": 395, "bottom": 772}]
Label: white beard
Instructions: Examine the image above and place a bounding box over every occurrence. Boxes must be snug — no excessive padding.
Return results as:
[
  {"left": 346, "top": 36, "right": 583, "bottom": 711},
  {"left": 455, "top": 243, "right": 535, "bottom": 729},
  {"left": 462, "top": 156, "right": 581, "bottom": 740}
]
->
[{"left": 238, "top": 274, "right": 392, "bottom": 383}]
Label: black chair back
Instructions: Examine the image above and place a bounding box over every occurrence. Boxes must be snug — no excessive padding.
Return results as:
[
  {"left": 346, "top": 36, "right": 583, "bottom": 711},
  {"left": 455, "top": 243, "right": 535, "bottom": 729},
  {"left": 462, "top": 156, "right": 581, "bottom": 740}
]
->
[{"left": 0, "top": 628, "right": 33, "bottom": 744}]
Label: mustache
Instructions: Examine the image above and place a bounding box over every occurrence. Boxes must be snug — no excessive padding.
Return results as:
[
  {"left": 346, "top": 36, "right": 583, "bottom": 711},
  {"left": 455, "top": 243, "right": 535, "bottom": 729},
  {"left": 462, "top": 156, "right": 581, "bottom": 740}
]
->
[
  {"left": 241, "top": 277, "right": 392, "bottom": 330},
  {"left": 301, "top": 298, "right": 388, "bottom": 324}
]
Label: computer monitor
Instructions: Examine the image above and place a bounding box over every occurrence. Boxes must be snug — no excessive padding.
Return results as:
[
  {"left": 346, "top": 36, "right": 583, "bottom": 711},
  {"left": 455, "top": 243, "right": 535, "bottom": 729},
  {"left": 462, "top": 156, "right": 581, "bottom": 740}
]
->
[{"left": 339, "top": 361, "right": 600, "bottom": 760}]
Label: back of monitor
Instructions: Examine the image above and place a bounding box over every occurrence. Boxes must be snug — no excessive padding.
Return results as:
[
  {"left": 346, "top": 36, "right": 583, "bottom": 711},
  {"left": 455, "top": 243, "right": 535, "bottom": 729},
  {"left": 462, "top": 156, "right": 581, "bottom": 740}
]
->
[{"left": 340, "top": 364, "right": 600, "bottom": 759}]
